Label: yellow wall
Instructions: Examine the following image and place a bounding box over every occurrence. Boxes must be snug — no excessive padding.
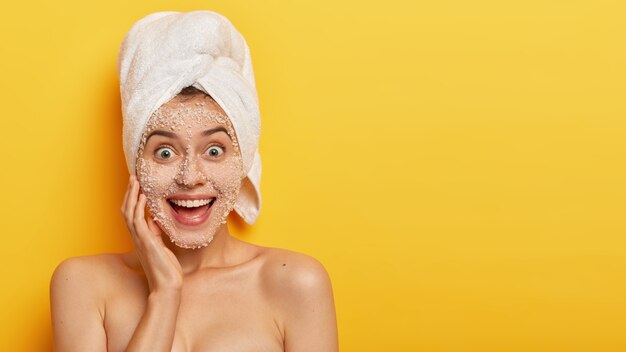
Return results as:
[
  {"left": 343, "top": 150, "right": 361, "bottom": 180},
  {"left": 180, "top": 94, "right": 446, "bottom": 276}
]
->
[{"left": 1, "top": 1, "right": 624, "bottom": 351}]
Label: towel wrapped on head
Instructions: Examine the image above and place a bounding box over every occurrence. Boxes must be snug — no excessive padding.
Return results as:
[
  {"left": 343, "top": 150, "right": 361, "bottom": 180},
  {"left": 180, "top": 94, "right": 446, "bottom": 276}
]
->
[{"left": 116, "top": 10, "right": 262, "bottom": 225}]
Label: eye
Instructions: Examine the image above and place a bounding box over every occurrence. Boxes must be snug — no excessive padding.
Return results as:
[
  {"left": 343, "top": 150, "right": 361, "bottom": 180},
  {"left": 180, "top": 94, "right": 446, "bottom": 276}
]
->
[
  {"left": 155, "top": 146, "right": 175, "bottom": 160},
  {"left": 205, "top": 145, "right": 224, "bottom": 158}
]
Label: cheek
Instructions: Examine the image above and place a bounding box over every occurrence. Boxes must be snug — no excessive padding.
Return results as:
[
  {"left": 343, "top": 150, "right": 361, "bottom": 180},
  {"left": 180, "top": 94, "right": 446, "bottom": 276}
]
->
[
  {"left": 204, "top": 156, "right": 245, "bottom": 193},
  {"left": 136, "top": 157, "right": 179, "bottom": 196}
]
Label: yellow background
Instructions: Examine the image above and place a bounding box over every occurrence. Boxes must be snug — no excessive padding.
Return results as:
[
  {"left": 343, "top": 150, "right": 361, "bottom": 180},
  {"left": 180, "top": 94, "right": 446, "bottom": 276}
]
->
[{"left": 1, "top": 0, "right": 625, "bottom": 351}]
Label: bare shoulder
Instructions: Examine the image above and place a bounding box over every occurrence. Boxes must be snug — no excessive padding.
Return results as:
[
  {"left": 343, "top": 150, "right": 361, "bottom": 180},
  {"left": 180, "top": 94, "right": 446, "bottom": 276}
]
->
[
  {"left": 258, "top": 247, "right": 334, "bottom": 304},
  {"left": 52, "top": 252, "right": 127, "bottom": 277},
  {"left": 50, "top": 253, "right": 132, "bottom": 295},
  {"left": 257, "top": 247, "right": 338, "bottom": 350}
]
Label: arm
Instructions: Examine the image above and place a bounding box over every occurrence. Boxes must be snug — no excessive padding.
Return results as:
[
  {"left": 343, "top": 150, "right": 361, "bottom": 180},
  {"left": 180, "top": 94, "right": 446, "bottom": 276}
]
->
[
  {"left": 125, "top": 288, "right": 181, "bottom": 351},
  {"left": 282, "top": 257, "right": 339, "bottom": 352},
  {"left": 123, "top": 175, "right": 184, "bottom": 352}
]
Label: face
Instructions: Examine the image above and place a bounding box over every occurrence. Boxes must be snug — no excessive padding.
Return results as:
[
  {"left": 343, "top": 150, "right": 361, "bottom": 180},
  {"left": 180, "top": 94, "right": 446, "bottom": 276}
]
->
[{"left": 135, "top": 92, "right": 245, "bottom": 249}]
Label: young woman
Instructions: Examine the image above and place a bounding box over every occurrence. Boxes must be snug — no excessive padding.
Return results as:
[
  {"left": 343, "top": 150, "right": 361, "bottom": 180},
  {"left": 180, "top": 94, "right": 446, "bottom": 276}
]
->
[{"left": 50, "top": 11, "right": 338, "bottom": 352}]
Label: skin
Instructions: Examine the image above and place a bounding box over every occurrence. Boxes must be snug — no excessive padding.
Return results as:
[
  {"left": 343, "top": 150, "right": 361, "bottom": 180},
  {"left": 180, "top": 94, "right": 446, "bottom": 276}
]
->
[{"left": 50, "top": 92, "right": 339, "bottom": 352}]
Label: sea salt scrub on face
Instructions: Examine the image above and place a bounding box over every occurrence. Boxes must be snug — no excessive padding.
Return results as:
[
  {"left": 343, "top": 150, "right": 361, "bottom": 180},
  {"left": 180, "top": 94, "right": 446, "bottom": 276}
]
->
[{"left": 135, "top": 93, "right": 245, "bottom": 249}]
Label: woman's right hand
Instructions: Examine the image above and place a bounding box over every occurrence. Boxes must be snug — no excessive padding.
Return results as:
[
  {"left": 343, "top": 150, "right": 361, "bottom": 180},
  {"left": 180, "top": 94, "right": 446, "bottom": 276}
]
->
[{"left": 121, "top": 174, "right": 184, "bottom": 293}]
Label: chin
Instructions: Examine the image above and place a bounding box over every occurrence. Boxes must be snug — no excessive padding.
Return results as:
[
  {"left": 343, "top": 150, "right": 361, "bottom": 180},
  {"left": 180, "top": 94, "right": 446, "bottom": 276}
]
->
[{"left": 167, "top": 232, "right": 215, "bottom": 249}]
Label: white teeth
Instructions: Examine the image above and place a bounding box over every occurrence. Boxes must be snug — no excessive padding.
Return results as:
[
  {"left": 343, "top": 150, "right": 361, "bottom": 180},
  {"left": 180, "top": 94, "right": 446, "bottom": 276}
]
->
[{"left": 170, "top": 198, "right": 213, "bottom": 208}]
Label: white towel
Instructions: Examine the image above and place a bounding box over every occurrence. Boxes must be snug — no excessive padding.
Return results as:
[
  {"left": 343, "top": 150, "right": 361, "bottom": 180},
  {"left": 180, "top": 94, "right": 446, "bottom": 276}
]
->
[{"left": 117, "top": 10, "right": 262, "bottom": 225}]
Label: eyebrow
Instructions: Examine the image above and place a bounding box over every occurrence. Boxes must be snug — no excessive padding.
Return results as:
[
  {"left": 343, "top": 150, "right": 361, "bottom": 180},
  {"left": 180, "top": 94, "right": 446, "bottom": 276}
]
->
[
  {"left": 202, "top": 127, "right": 231, "bottom": 140},
  {"left": 146, "top": 127, "right": 231, "bottom": 143},
  {"left": 146, "top": 130, "right": 176, "bottom": 142}
]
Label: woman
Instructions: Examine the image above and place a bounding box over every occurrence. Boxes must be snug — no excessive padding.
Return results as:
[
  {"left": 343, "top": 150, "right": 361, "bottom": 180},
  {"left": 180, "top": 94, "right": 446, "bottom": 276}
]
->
[{"left": 50, "top": 10, "right": 338, "bottom": 352}]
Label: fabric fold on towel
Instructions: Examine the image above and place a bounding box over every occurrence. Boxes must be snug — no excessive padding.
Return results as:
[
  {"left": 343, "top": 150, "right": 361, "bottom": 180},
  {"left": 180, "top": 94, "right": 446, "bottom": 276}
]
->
[{"left": 117, "top": 10, "right": 262, "bottom": 225}]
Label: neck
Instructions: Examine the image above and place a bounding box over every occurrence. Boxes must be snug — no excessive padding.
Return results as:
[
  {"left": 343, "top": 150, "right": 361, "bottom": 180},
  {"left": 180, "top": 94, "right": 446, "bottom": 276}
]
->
[{"left": 161, "top": 222, "right": 244, "bottom": 274}]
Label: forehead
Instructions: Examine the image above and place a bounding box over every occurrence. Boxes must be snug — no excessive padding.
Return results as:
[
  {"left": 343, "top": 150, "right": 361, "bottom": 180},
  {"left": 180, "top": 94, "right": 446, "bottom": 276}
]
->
[
  {"left": 145, "top": 92, "right": 236, "bottom": 135},
  {"left": 166, "top": 92, "right": 225, "bottom": 114}
]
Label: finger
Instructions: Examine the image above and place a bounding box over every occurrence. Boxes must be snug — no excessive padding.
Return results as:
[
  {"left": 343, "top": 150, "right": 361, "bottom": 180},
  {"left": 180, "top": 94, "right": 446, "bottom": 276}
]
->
[
  {"left": 133, "top": 193, "right": 150, "bottom": 239},
  {"left": 147, "top": 216, "right": 163, "bottom": 237},
  {"left": 125, "top": 175, "right": 140, "bottom": 223},
  {"left": 121, "top": 175, "right": 132, "bottom": 214},
  {"left": 146, "top": 217, "right": 166, "bottom": 248},
  {"left": 135, "top": 196, "right": 166, "bottom": 257}
]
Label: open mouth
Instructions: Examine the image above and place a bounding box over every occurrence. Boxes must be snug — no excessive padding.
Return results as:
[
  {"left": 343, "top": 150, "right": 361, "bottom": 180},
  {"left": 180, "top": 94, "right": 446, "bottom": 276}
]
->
[{"left": 166, "top": 198, "right": 216, "bottom": 226}]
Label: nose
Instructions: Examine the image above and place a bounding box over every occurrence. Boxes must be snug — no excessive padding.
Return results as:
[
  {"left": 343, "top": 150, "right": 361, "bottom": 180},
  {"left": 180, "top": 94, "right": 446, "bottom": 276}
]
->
[{"left": 175, "top": 154, "right": 208, "bottom": 188}]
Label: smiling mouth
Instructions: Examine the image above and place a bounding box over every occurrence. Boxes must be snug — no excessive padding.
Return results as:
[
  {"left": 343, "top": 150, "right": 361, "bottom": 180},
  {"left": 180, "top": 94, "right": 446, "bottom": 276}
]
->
[{"left": 166, "top": 198, "right": 216, "bottom": 221}]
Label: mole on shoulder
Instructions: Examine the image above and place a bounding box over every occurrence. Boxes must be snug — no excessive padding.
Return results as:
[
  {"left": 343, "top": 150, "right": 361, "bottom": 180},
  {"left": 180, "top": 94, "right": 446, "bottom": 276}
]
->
[{"left": 282, "top": 263, "right": 286, "bottom": 266}]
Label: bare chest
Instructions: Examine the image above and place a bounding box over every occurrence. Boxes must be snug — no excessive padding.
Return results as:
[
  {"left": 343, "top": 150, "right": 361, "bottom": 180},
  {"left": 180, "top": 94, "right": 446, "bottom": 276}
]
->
[{"left": 103, "top": 270, "right": 284, "bottom": 352}]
